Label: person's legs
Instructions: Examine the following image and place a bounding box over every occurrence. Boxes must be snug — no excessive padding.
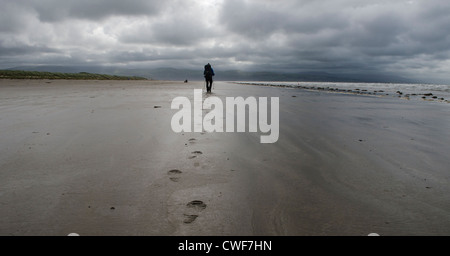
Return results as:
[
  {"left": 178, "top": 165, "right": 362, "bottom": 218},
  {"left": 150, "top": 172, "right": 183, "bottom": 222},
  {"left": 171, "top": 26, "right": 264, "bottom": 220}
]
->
[{"left": 206, "top": 78, "right": 212, "bottom": 92}]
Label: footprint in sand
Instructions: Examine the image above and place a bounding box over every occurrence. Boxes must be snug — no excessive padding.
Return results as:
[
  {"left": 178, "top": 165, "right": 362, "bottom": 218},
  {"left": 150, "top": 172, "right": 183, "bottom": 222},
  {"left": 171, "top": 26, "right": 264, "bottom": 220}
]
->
[
  {"left": 188, "top": 150, "right": 203, "bottom": 159},
  {"left": 186, "top": 138, "right": 196, "bottom": 148},
  {"left": 168, "top": 169, "right": 182, "bottom": 182},
  {"left": 187, "top": 200, "right": 207, "bottom": 210},
  {"left": 183, "top": 200, "right": 207, "bottom": 224},
  {"left": 183, "top": 214, "right": 198, "bottom": 224}
]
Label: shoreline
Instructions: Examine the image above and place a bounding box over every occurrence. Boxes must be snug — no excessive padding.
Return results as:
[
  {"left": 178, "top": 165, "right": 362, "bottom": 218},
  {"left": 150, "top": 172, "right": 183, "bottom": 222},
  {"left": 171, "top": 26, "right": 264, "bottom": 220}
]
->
[{"left": 235, "top": 81, "right": 450, "bottom": 104}]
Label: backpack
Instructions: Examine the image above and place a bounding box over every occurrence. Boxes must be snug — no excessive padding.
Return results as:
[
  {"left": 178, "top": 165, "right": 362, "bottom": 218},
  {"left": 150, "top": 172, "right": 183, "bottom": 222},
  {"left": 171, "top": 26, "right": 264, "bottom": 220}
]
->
[{"left": 204, "top": 65, "right": 213, "bottom": 80}]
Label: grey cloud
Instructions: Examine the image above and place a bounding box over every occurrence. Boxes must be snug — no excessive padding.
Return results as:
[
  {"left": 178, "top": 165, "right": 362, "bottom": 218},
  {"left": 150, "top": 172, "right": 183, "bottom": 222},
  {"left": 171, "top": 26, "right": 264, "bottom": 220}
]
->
[
  {"left": 227, "top": 0, "right": 450, "bottom": 78},
  {"left": 108, "top": 49, "right": 193, "bottom": 64},
  {"left": 219, "top": 0, "right": 283, "bottom": 38},
  {"left": 119, "top": 17, "right": 213, "bottom": 47},
  {"left": 29, "top": 0, "right": 164, "bottom": 22},
  {"left": 1, "top": 0, "right": 450, "bottom": 83},
  {"left": 0, "top": 2, "right": 33, "bottom": 33},
  {"left": 0, "top": 44, "right": 59, "bottom": 56},
  {"left": 219, "top": 0, "right": 349, "bottom": 38},
  {"left": 115, "top": 1, "right": 218, "bottom": 47}
]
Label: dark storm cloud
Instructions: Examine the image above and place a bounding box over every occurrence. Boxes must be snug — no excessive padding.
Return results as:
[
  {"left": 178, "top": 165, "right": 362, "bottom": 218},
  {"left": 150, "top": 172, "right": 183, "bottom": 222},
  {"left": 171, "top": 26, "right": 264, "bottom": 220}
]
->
[
  {"left": 219, "top": 0, "right": 348, "bottom": 38},
  {"left": 30, "top": 0, "right": 164, "bottom": 22},
  {"left": 118, "top": 14, "right": 214, "bottom": 47},
  {"left": 1, "top": 0, "right": 450, "bottom": 83},
  {"left": 217, "top": 0, "right": 450, "bottom": 81},
  {"left": 0, "top": 43, "right": 59, "bottom": 56}
]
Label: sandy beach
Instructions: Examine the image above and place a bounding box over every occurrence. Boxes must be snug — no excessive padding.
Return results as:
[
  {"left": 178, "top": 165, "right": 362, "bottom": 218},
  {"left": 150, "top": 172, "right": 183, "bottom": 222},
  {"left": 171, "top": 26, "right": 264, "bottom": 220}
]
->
[{"left": 0, "top": 79, "right": 449, "bottom": 236}]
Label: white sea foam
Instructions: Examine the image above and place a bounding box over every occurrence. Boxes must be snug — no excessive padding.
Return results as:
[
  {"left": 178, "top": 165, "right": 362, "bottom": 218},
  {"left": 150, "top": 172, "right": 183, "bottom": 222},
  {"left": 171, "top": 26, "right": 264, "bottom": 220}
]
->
[{"left": 237, "top": 81, "right": 450, "bottom": 103}]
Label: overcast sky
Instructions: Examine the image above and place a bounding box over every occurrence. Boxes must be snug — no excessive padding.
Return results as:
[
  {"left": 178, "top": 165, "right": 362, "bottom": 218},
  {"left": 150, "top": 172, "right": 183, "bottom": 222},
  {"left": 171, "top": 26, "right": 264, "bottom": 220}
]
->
[{"left": 1, "top": 0, "right": 450, "bottom": 83}]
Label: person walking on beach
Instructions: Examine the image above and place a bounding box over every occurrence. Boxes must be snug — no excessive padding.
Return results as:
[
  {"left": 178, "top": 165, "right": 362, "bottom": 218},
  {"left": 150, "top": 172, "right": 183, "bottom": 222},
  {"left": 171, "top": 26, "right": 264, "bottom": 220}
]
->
[{"left": 204, "top": 63, "right": 215, "bottom": 93}]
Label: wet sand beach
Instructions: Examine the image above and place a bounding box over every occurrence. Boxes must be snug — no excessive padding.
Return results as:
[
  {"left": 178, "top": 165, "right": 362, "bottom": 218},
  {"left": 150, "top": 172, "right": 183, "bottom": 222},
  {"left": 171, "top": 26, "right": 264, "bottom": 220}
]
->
[{"left": 0, "top": 79, "right": 449, "bottom": 235}]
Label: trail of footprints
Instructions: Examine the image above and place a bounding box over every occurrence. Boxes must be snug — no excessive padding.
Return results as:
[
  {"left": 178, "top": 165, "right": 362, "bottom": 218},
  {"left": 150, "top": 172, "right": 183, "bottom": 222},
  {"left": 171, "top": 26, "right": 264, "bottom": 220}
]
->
[{"left": 167, "top": 136, "right": 206, "bottom": 224}]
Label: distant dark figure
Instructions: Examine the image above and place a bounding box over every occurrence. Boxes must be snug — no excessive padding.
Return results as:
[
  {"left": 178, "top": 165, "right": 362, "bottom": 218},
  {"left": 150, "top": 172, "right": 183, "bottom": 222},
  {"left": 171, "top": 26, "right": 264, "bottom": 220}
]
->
[
  {"left": 184, "top": 79, "right": 188, "bottom": 83},
  {"left": 203, "top": 63, "right": 215, "bottom": 93}
]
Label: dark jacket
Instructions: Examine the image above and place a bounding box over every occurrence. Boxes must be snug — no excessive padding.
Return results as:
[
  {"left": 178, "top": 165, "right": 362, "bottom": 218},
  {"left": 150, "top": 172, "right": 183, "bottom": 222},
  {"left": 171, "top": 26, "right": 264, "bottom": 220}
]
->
[{"left": 204, "top": 64, "right": 215, "bottom": 78}]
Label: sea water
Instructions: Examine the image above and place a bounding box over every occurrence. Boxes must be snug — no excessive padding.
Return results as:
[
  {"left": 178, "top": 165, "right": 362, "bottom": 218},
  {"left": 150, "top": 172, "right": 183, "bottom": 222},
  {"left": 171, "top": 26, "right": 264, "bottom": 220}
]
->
[{"left": 236, "top": 81, "right": 450, "bottom": 103}]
